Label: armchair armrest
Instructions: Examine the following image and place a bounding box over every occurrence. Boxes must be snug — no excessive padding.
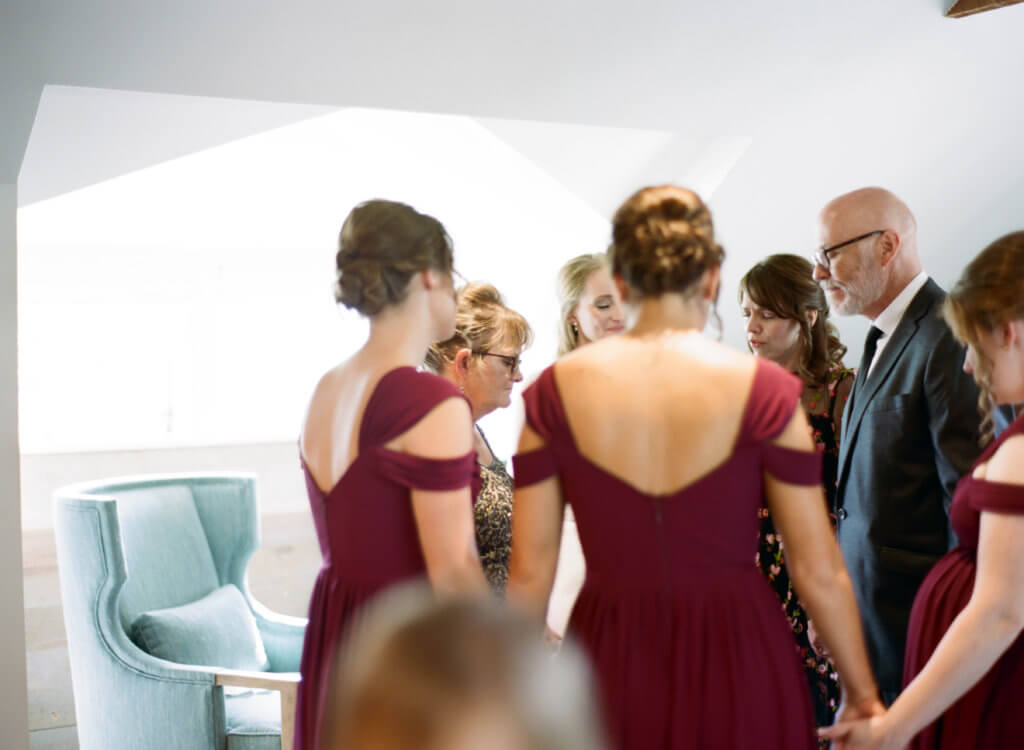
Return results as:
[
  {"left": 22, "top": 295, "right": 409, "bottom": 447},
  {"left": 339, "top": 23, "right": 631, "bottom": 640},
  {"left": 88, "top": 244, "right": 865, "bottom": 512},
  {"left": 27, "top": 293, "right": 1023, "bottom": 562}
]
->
[
  {"left": 214, "top": 669, "right": 300, "bottom": 750},
  {"left": 251, "top": 597, "right": 308, "bottom": 672}
]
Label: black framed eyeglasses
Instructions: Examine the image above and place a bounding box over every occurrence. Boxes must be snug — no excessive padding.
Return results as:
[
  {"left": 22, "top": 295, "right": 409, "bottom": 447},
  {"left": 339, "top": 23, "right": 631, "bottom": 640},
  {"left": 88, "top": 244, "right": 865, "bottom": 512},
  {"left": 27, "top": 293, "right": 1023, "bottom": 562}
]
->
[
  {"left": 474, "top": 351, "right": 521, "bottom": 374},
  {"left": 811, "top": 230, "right": 884, "bottom": 270}
]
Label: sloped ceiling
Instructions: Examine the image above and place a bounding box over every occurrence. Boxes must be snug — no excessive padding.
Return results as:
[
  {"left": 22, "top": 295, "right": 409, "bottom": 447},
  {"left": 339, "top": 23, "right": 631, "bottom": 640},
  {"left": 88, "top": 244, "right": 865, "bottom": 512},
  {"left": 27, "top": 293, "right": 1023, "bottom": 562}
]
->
[
  {"left": 4, "top": 1, "right": 1024, "bottom": 175},
  {"left": 478, "top": 118, "right": 751, "bottom": 218},
  {"left": 18, "top": 86, "right": 336, "bottom": 206},
  {"left": 3, "top": 0, "right": 1024, "bottom": 357}
]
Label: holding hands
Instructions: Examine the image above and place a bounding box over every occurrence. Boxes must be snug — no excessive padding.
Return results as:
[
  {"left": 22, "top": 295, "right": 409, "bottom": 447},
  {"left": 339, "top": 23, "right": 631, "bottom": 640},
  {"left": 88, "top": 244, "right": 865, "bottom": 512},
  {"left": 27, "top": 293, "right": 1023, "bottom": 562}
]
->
[{"left": 819, "top": 698, "right": 905, "bottom": 750}]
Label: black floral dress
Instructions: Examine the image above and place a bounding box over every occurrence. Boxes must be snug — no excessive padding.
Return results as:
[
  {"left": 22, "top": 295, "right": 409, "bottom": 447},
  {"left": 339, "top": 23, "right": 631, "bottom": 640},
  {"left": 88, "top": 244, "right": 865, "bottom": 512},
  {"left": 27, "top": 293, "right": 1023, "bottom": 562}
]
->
[
  {"left": 474, "top": 428, "right": 514, "bottom": 594},
  {"left": 755, "top": 363, "right": 853, "bottom": 736}
]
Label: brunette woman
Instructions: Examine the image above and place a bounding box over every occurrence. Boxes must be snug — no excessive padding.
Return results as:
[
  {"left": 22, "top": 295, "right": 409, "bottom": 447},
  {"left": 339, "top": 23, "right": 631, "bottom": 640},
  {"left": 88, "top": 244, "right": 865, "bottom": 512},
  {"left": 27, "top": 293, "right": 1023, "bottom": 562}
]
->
[
  {"left": 510, "top": 187, "right": 880, "bottom": 749},
  {"left": 296, "top": 200, "right": 487, "bottom": 750},
  {"left": 739, "top": 253, "right": 854, "bottom": 730}
]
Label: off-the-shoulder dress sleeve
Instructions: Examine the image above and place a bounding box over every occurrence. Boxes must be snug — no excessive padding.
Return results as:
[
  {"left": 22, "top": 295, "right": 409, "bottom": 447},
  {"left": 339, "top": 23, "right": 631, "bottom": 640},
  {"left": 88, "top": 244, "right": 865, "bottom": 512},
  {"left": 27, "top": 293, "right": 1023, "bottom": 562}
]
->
[
  {"left": 966, "top": 419, "right": 1024, "bottom": 514},
  {"left": 744, "top": 359, "right": 823, "bottom": 486},
  {"left": 966, "top": 479, "right": 1024, "bottom": 514},
  {"left": 363, "top": 367, "right": 476, "bottom": 491},
  {"left": 512, "top": 366, "right": 564, "bottom": 488}
]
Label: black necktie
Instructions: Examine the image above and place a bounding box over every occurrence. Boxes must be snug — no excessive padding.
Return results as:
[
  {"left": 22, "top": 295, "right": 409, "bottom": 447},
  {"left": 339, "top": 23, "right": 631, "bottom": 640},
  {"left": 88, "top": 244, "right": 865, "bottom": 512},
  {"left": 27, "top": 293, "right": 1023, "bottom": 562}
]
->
[
  {"left": 859, "top": 326, "right": 883, "bottom": 380},
  {"left": 848, "top": 326, "right": 883, "bottom": 416}
]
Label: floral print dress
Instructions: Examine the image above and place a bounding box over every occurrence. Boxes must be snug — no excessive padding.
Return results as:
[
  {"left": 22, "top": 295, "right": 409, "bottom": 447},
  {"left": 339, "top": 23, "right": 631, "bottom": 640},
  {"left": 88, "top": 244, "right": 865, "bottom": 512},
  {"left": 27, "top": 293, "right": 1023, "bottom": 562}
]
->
[{"left": 755, "top": 363, "right": 853, "bottom": 736}]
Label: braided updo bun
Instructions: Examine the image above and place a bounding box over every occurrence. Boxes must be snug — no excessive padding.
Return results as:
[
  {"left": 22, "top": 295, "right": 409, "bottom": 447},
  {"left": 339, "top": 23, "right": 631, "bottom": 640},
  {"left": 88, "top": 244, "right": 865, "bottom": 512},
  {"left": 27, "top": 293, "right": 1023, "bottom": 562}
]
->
[
  {"left": 610, "top": 186, "right": 725, "bottom": 297},
  {"left": 335, "top": 200, "right": 454, "bottom": 317}
]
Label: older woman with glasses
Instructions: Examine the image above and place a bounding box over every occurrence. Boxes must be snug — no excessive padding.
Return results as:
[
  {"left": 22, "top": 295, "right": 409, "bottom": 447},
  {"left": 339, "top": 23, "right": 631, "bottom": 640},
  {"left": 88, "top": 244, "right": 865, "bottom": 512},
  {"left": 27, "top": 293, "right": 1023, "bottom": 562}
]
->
[{"left": 426, "top": 282, "right": 533, "bottom": 593}]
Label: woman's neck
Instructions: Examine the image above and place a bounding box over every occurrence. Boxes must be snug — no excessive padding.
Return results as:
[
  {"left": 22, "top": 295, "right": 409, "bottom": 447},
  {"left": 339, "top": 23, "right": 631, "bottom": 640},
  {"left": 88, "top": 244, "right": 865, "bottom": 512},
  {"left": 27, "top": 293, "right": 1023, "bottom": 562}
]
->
[
  {"left": 626, "top": 294, "right": 708, "bottom": 337},
  {"left": 474, "top": 424, "right": 494, "bottom": 465},
  {"left": 437, "top": 362, "right": 493, "bottom": 423},
  {"left": 776, "top": 346, "right": 804, "bottom": 376},
  {"left": 364, "top": 304, "right": 435, "bottom": 367}
]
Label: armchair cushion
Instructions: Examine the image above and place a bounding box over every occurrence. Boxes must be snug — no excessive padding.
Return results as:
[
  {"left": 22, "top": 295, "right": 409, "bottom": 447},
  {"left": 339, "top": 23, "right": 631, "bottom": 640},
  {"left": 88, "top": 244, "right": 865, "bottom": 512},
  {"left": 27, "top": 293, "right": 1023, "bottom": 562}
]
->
[
  {"left": 226, "top": 689, "right": 281, "bottom": 750},
  {"left": 130, "top": 584, "right": 270, "bottom": 671}
]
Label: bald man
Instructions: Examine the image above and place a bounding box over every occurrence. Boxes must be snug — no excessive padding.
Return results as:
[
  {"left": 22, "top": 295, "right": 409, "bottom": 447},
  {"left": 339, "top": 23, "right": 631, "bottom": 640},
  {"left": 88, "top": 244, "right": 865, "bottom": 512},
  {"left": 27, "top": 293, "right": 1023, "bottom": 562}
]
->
[{"left": 813, "top": 188, "right": 981, "bottom": 703}]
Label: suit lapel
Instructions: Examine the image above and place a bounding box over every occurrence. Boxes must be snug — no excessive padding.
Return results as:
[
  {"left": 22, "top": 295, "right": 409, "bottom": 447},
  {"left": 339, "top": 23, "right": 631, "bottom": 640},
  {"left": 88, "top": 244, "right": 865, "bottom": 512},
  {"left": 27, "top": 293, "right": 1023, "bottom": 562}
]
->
[{"left": 836, "top": 281, "right": 941, "bottom": 494}]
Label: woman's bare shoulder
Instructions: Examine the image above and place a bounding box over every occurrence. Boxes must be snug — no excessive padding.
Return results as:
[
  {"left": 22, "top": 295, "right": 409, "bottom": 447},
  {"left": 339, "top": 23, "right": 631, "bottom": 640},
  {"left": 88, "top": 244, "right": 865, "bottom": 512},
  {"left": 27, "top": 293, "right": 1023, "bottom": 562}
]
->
[
  {"left": 306, "top": 360, "right": 356, "bottom": 409},
  {"left": 985, "top": 434, "right": 1024, "bottom": 487}
]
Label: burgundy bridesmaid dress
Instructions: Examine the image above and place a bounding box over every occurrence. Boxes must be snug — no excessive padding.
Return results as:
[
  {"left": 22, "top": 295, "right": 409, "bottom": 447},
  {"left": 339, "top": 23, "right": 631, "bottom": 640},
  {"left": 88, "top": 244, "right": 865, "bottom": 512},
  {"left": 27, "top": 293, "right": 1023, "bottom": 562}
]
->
[
  {"left": 903, "top": 414, "right": 1024, "bottom": 749},
  {"left": 513, "top": 359, "right": 819, "bottom": 749},
  {"left": 294, "top": 367, "right": 476, "bottom": 750}
]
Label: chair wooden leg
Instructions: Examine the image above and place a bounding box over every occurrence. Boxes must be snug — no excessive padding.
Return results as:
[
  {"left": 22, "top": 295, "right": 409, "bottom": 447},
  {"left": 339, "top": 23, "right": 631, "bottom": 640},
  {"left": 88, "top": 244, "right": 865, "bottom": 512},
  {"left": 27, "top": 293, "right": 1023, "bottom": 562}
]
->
[{"left": 280, "top": 685, "right": 297, "bottom": 750}]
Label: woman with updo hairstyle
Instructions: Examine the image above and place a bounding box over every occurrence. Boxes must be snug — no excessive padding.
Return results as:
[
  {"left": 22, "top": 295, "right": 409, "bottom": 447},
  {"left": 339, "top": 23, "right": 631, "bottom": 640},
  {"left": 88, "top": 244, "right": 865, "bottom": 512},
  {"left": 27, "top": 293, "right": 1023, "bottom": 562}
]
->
[
  {"left": 295, "top": 199, "right": 487, "bottom": 750},
  {"left": 508, "top": 186, "right": 880, "bottom": 749},
  {"left": 425, "top": 282, "right": 532, "bottom": 594},
  {"left": 557, "top": 253, "right": 625, "bottom": 356},
  {"left": 325, "top": 584, "right": 607, "bottom": 750},
  {"left": 739, "top": 254, "right": 854, "bottom": 731},
  {"left": 823, "top": 231, "right": 1024, "bottom": 750}
]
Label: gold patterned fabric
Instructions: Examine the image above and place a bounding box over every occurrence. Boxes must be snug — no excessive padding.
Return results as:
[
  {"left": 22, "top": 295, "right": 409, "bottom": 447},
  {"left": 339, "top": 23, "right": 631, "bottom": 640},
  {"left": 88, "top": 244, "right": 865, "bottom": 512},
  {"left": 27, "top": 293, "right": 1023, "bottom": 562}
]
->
[{"left": 474, "top": 430, "right": 514, "bottom": 594}]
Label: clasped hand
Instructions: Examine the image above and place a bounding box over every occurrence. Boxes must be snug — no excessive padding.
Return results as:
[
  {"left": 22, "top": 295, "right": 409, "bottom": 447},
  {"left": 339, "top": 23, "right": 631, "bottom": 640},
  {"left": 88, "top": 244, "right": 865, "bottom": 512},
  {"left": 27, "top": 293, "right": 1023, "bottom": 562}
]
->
[{"left": 818, "top": 698, "right": 904, "bottom": 750}]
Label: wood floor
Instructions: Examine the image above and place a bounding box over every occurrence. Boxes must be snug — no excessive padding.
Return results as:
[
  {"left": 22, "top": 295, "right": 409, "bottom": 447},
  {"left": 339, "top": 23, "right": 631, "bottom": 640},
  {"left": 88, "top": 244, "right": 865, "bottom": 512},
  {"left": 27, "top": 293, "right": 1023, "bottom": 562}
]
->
[{"left": 23, "top": 509, "right": 322, "bottom": 750}]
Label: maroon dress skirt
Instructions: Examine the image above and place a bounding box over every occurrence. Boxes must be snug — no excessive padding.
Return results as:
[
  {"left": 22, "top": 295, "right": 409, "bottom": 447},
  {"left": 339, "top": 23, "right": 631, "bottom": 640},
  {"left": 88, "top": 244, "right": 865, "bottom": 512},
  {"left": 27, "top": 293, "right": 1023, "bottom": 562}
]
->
[
  {"left": 513, "top": 359, "right": 820, "bottom": 749},
  {"left": 903, "top": 414, "right": 1024, "bottom": 749},
  {"left": 294, "top": 367, "right": 476, "bottom": 750}
]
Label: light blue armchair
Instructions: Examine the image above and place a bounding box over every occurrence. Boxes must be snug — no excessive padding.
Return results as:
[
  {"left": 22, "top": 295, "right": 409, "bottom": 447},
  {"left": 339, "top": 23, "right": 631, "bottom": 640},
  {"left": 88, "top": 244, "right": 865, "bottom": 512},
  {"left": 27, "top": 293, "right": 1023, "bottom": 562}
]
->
[{"left": 54, "top": 472, "right": 307, "bottom": 750}]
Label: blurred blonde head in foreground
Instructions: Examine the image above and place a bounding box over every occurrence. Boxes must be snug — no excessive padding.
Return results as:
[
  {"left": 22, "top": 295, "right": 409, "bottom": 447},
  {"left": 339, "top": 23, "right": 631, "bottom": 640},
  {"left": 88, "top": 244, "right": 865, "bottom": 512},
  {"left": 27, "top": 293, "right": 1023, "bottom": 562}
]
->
[{"left": 324, "top": 585, "right": 607, "bottom": 750}]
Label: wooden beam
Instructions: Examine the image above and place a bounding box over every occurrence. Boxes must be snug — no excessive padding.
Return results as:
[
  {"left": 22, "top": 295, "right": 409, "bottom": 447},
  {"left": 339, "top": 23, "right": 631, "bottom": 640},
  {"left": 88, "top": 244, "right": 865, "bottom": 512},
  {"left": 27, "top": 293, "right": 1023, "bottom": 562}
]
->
[{"left": 947, "top": 0, "right": 1024, "bottom": 17}]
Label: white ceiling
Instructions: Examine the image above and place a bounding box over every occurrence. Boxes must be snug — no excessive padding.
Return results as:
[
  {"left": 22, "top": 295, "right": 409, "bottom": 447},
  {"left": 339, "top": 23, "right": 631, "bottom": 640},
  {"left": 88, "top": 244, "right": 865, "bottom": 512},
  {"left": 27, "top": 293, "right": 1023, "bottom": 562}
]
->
[
  {"left": 17, "top": 86, "right": 337, "bottom": 206},
  {"left": 4, "top": 1, "right": 1023, "bottom": 173},
  {"left": 4, "top": 0, "right": 1024, "bottom": 357},
  {"left": 18, "top": 86, "right": 747, "bottom": 217}
]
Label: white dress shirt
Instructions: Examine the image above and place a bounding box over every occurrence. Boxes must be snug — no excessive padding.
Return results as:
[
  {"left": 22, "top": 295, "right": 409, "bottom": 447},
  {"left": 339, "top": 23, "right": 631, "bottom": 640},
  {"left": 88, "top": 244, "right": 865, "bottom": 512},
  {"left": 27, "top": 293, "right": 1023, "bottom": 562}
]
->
[{"left": 866, "top": 270, "right": 930, "bottom": 377}]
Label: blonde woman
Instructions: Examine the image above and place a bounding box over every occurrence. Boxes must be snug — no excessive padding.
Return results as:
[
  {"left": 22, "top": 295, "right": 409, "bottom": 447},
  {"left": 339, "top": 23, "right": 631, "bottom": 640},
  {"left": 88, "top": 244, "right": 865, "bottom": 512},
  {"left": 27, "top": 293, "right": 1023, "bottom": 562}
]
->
[
  {"left": 546, "top": 253, "right": 626, "bottom": 638},
  {"left": 557, "top": 252, "right": 626, "bottom": 355},
  {"left": 426, "top": 283, "right": 533, "bottom": 593}
]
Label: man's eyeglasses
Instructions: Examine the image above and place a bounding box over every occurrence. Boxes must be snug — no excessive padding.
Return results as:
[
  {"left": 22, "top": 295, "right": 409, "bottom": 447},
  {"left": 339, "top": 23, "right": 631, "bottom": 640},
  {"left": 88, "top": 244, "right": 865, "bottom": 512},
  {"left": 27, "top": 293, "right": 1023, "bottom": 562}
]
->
[
  {"left": 474, "top": 351, "right": 521, "bottom": 375},
  {"left": 810, "top": 230, "right": 884, "bottom": 271}
]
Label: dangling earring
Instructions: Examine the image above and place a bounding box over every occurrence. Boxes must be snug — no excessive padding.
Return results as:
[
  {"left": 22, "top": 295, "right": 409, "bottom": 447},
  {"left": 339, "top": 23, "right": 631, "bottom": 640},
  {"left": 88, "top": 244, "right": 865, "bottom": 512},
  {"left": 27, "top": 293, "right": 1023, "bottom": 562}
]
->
[{"left": 571, "top": 322, "right": 579, "bottom": 337}]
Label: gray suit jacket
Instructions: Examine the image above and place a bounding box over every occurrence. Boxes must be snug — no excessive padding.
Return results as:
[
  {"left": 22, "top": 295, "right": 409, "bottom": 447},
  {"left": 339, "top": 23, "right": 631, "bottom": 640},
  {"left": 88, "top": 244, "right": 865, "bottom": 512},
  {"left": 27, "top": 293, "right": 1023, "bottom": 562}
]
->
[
  {"left": 994, "top": 403, "right": 1018, "bottom": 437},
  {"left": 835, "top": 279, "right": 982, "bottom": 694}
]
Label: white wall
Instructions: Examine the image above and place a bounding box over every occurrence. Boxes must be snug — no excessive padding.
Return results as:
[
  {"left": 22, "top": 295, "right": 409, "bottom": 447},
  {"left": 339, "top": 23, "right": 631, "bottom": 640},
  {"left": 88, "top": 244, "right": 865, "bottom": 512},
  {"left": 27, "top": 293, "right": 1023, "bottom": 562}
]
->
[
  {"left": 20, "top": 442, "right": 309, "bottom": 531},
  {"left": 1, "top": 182, "right": 30, "bottom": 750}
]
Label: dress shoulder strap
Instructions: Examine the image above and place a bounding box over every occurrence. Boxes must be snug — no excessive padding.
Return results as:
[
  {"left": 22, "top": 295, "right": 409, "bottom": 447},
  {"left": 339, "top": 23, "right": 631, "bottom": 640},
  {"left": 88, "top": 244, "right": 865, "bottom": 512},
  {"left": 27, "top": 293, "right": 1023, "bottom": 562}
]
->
[
  {"left": 742, "top": 359, "right": 824, "bottom": 485},
  {"left": 359, "top": 368, "right": 467, "bottom": 448},
  {"left": 740, "top": 358, "right": 803, "bottom": 443},
  {"left": 513, "top": 366, "right": 565, "bottom": 488}
]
